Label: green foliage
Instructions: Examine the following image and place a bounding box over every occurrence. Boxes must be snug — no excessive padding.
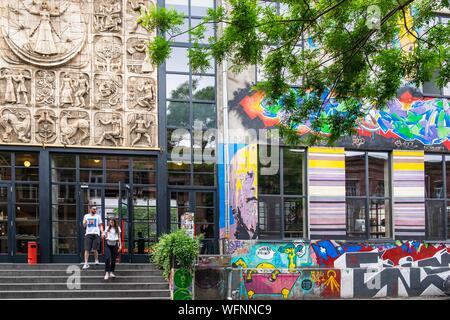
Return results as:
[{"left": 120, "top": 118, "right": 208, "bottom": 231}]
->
[
  {"left": 150, "top": 229, "right": 202, "bottom": 279},
  {"left": 140, "top": 0, "right": 450, "bottom": 145}
]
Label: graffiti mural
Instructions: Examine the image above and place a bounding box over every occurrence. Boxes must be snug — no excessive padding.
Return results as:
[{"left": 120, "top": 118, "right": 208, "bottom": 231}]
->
[
  {"left": 228, "top": 144, "right": 258, "bottom": 240},
  {"left": 230, "top": 241, "right": 313, "bottom": 272},
  {"left": 237, "top": 88, "right": 450, "bottom": 149},
  {"left": 310, "top": 240, "right": 450, "bottom": 268},
  {"left": 238, "top": 269, "right": 341, "bottom": 300},
  {"left": 226, "top": 240, "right": 450, "bottom": 299}
]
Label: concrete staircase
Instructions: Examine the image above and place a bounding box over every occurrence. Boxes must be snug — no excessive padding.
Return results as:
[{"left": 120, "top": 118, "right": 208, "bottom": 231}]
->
[{"left": 0, "top": 263, "right": 170, "bottom": 300}]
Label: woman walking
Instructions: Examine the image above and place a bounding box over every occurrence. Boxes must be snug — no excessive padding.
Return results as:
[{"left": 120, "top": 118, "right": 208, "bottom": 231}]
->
[{"left": 103, "top": 218, "right": 121, "bottom": 280}]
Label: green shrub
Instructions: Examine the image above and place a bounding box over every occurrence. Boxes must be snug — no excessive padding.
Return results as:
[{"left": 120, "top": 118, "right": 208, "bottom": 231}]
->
[{"left": 150, "top": 229, "right": 202, "bottom": 279}]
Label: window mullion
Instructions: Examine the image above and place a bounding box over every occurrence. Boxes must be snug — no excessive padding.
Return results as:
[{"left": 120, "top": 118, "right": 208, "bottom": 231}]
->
[{"left": 365, "top": 152, "right": 370, "bottom": 239}]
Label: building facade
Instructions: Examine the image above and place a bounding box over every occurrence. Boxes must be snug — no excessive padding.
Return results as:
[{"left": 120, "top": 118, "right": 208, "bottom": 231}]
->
[{"left": 0, "top": 0, "right": 449, "bottom": 300}]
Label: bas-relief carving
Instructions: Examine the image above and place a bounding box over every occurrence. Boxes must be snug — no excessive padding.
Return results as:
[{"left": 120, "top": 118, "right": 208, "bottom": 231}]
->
[
  {"left": 35, "top": 70, "right": 56, "bottom": 107},
  {"left": 126, "top": 38, "right": 153, "bottom": 74},
  {"left": 0, "top": 0, "right": 158, "bottom": 149},
  {"left": 60, "top": 110, "right": 90, "bottom": 145},
  {"left": 95, "top": 112, "right": 123, "bottom": 146},
  {"left": 128, "top": 113, "right": 155, "bottom": 147},
  {"left": 127, "top": 77, "right": 156, "bottom": 111},
  {"left": 94, "top": 75, "right": 123, "bottom": 110},
  {"left": 60, "top": 72, "right": 90, "bottom": 108},
  {"left": 126, "top": 0, "right": 154, "bottom": 35},
  {"left": 34, "top": 109, "right": 57, "bottom": 143},
  {"left": 94, "top": 36, "right": 123, "bottom": 73},
  {"left": 94, "top": 0, "right": 122, "bottom": 33},
  {"left": 0, "top": 108, "right": 31, "bottom": 143},
  {"left": 0, "top": 68, "right": 31, "bottom": 105},
  {"left": 0, "top": 0, "right": 87, "bottom": 67}
]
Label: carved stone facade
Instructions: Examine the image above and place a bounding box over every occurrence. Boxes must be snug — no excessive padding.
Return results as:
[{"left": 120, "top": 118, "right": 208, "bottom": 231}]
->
[{"left": 0, "top": 0, "right": 157, "bottom": 148}]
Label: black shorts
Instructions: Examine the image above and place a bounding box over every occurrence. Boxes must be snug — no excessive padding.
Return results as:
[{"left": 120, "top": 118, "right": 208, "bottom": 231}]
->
[{"left": 84, "top": 234, "right": 100, "bottom": 251}]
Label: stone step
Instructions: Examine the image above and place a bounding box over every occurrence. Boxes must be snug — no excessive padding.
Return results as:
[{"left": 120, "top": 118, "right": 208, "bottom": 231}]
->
[
  {"left": 0, "top": 275, "right": 166, "bottom": 283},
  {"left": 0, "top": 283, "right": 169, "bottom": 291},
  {"left": 0, "top": 264, "right": 159, "bottom": 270},
  {"left": 0, "top": 289, "right": 171, "bottom": 299},
  {"left": 0, "top": 270, "right": 164, "bottom": 277}
]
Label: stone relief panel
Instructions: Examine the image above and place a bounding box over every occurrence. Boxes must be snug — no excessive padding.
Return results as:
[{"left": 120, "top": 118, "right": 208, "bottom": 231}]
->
[
  {"left": 34, "top": 109, "right": 57, "bottom": 143},
  {"left": 60, "top": 110, "right": 90, "bottom": 145},
  {"left": 35, "top": 70, "right": 56, "bottom": 107},
  {"left": 128, "top": 113, "right": 156, "bottom": 147},
  {"left": 60, "top": 72, "right": 90, "bottom": 109},
  {"left": 127, "top": 77, "right": 156, "bottom": 111},
  {"left": 0, "top": 0, "right": 87, "bottom": 67},
  {"left": 0, "top": 68, "right": 32, "bottom": 106},
  {"left": 94, "top": 36, "right": 123, "bottom": 73},
  {"left": 0, "top": 107, "right": 31, "bottom": 143},
  {"left": 126, "top": 37, "right": 154, "bottom": 74},
  {"left": 94, "top": 0, "right": 122, "bottom": 33},
  {"left": 0, "top": 0, "right": 158, "bottom": 149},
  {"left": 94, "top": 74, "right": 123, "bottom": 110},
  {"left": 126, "top": 0, "right": 155, "bottom": 35},
  {"left": 94, "top": 112, "right": 123, "bottom": 146}
]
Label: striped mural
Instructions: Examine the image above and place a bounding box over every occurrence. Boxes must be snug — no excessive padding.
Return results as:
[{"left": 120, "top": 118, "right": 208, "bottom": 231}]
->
[
  {"left": 308, "top": 147, "right": 347, "bottom": 238},
  {"left": 392, "top": 150, "right": 426, "bottom": 238}
]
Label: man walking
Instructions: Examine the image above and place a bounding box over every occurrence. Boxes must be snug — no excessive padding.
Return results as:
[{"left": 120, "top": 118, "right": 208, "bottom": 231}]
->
[{"left": 83, "top": 206, "right": 104, "bottom": 270}]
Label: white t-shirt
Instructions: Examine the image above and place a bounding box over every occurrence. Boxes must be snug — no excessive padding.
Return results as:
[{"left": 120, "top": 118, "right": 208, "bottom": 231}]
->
[
  {"left": 105, "top": 226, "right": 121, "bottom": 241},
  {"left": 83, "top": 213, "right": 102, "bottom": 236}
]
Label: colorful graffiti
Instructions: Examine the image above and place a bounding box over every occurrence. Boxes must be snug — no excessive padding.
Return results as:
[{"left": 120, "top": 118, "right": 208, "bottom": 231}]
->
[
  {"left": 228, "top": 144, "right": 258, "bottom": 240},
  {"left": 226, "top": 240, "right": 450, "bottom": 299},
  {"left": 239, "top": 269, "right": 341, "bottom": 299},
  {"left": 310, "top": 240, "right": 450, "bottom": 268},
  {"left": 230, "top": 241, "right": 313, "bottom": 272},
  {"left": 238, "top": 88, "right": 450, "bottom": 149}
]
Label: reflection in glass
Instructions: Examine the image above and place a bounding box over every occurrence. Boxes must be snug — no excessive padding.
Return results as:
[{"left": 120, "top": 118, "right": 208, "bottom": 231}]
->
[
  {"left": 369, "top": 199, "right": 389, "bottom": 238},
  {"left": 284, "top": 198, "right": 303, "bottom": 238},
  {"left": 166, "top": 47, "right": 189, "bottom": 72},
  {"left": 283, "top": 149, "right": 304, "bottom": 195},
  {"left": 425, "top": 155, "right": 444, "bottom": 198},
  {"left": 192, "top": 76, "right": 215, "bottom": 101},
  {"left": 425, "top": 200, "right": 446, "bottom": 239},
  {"left": 258, "top": 197, "right": 281, "bottom": 239},
  {"left": 345, "top": 151, "right": 366, "bottom": 196},
  {"left": 166, "top": 74, "right": 190, "bottom": 100},
  {"left": 368, "top": 152, "right": 389, "bottom": 197},
  {"left": 167, "top": 101, "right": 190, "bottom": 127},
  {"left": 346, "top": 198, "right": 366, "bottom": 238}
]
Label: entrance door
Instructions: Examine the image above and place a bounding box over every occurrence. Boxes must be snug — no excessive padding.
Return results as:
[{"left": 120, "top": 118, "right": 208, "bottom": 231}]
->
[
  {"left": 169, "top": 190, "right": 217, "bottom": 254},
  {"left": 0, "top": 184, "right": 13, "bottom": 262},
  {"left": 79, "top": 185, "right": 104, "bottom": 262},
  {"left": 119, "top": 183, "right": 157, "bottom": 263}
]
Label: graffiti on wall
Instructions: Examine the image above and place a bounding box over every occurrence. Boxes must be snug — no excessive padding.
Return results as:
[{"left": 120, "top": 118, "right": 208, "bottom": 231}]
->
[
  {"left": 228, "top": 240, "right": 450, "bottom": 299},
  {"left": 238, "top": 269, "right": 341, "bottom": 299},
  {"left": 230, "top": 241, "right": 313, "bottom": 273},
  {"left": 237, "top": 88, "right": 450, "bottom": 149},
  {"left": 311, "top": 240, "right": 450, "bottom": 268},
  {"left": 228, "top": 144, "right": 258, "bottom": 240}
]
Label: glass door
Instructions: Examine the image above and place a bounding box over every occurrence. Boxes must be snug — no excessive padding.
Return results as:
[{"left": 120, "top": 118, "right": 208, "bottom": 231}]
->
[
  {"left": 169, "top": 190, "right": 217, "bottom": 254},
  {"left": 0, "top": 184, "right": 12, "bottom": 262},
  {"left": 79, "top": 185, "right": 104, "bottom": 262}
]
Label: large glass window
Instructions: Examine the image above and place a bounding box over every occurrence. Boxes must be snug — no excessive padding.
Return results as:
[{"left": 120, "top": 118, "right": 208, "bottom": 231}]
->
[
  {"left": 165, "top": 0, "right": 217, "bottom": 188},
  {"left": 258, "top": 147, "right": 306, "bottom": 239},
  {"left": 424, "top": 154, "right": 449, "bottom": 239},
  {"left": 345, "top": 151, "right": 391, "bottom": 239}
]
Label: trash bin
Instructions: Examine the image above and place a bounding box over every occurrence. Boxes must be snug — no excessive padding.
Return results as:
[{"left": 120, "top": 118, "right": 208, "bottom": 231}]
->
[{"left": 28, "top": 241, "right": 38, "bottom": 265}]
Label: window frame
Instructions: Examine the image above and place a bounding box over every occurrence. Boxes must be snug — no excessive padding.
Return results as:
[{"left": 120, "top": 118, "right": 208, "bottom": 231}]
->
[
  {"left": 424, "top": 153, "right": 450, "bottom": 240},
  {"left": 345, "top": 150, "right": 393, "bottom": 240},
  {"left": 257, "top": 146, "right": 308, "bottom": 240}
]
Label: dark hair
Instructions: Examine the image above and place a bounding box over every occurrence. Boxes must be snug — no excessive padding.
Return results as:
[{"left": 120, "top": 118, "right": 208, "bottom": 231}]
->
[{"left": 106, "top": 218, "right": 119, "bottom": 234}]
